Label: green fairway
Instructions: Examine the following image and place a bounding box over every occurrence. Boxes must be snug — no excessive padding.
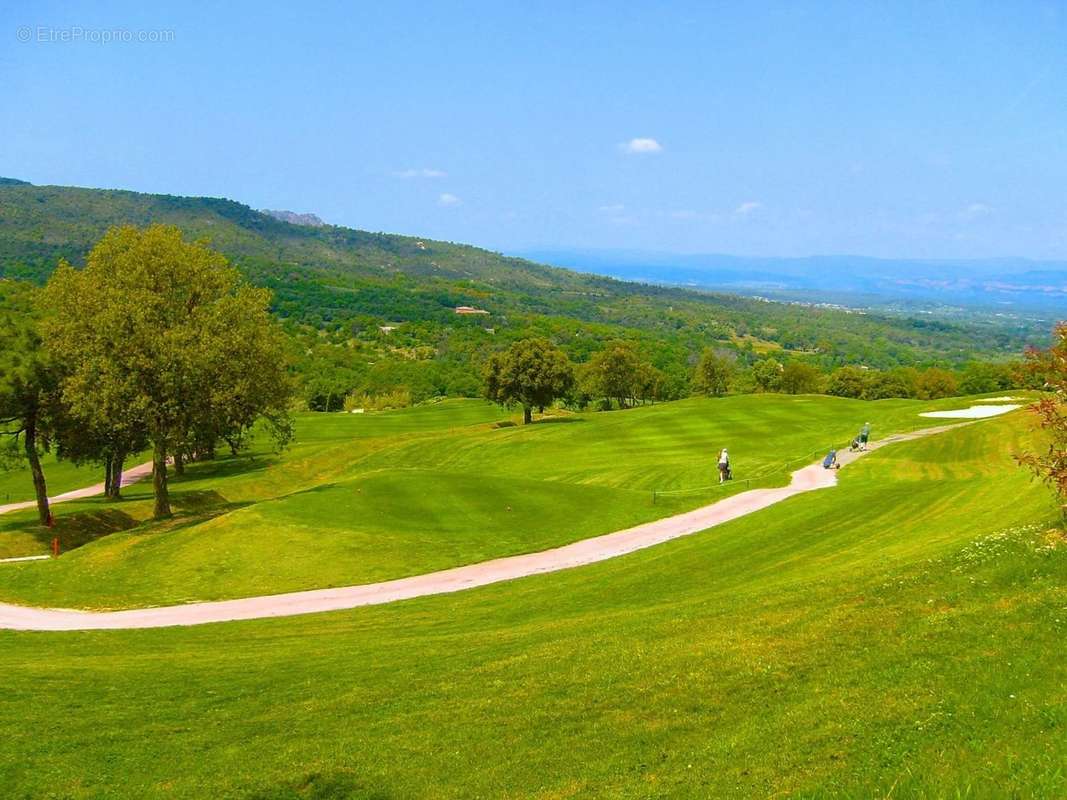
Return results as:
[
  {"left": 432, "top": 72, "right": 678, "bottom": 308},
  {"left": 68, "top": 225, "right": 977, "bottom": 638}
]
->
[
  {"left": 0, "top": 410, "right": 1062, "bottom": 798},
  {"left": 0, "top": 394, "right": 1007, "bottom": 608}
]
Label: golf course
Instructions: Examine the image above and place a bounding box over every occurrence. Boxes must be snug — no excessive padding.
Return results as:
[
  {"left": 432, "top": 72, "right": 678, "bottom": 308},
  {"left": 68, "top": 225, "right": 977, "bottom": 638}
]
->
[
  {"left": 0, "top": 393, "right": 1064, "bottom": 797},
  {"left": 8, "top": 6, "right": 1067, "bottom": 796}
]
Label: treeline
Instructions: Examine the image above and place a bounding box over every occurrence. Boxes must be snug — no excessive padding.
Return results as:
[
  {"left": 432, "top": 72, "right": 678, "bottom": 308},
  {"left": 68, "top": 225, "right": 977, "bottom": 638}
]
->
[
  {"left": 296, "top": 319, "right": 1031, "bottom": 415},
  {"left": 0, "top": 226, "right": 292, "bottom": 526},
  {"left": 478, "top": 338, "right": 1033, "bottom": 424}
]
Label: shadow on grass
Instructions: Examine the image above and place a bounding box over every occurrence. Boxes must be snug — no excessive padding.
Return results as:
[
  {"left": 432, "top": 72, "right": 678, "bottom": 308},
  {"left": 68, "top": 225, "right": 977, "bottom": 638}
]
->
[
  {"left": 245, "top": 771, "right": 393, "bottom": 800},
  {"left": 170, "top": 453, "right": 276, "bottom": 485},
  {"left": 170, "top": 489, "right": 229, "bottom": 512},
  {"left": 27, "top": 508, "right": 140, "bottom": 552},
  {"left": 267, "top": 482, "right": 340, "bottom": 503},
  {"left": 1, "top": 490, "right": 255, "bottom": 556},
  {"left": 534, "top": 416, "right": 582, "bottom": 425}
]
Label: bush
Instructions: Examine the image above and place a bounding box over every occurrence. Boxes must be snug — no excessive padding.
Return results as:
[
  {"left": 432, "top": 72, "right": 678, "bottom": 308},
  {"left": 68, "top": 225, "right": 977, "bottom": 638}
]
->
[
  {"left": 780, "top": 361, "right": 824, "bottom": 395},
  {"left": 343, "top": 388, "right": 412, "bottom": 412}
]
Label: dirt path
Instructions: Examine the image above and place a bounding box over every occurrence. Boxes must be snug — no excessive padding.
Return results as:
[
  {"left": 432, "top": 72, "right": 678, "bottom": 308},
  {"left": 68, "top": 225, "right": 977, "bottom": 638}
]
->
[
  {"left": 0, "top": 461, "right": 155, "bottom": 517},
  {"left": 0, "top": 422, "right": 975, "bottom": 631}
]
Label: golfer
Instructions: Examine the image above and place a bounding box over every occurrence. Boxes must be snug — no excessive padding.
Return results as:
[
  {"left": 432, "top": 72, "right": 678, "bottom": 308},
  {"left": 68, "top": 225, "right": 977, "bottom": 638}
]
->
[
  {"left": 859, "top": 422, "right": 871, "bottom": 451},
  {"left": 718, "top": 448, "right": 730, "bottom": 484}
]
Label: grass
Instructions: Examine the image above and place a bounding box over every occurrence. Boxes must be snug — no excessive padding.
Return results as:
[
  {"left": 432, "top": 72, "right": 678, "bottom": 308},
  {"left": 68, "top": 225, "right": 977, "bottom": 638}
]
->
[
  {"left": 0, "top": 450, "right": 110, "bottom": 506},
  {"left": 0, "top": 393, "right": 1034, "bottom": 607},
  {"left": 0, "top": 394, "right": 1008, "bottom": 608},
  {"left": 0, "top": 410, "right": 1062, "bottom": 798}
]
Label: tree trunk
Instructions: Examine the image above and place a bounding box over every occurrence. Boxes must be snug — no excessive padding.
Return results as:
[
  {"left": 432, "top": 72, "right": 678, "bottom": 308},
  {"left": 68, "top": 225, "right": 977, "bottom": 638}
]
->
[
  {"left": 153, "top": 439, "right": 171, "bottom": 518},
  {"left": 523, "top": 405, "right": 532, "bottom": 424},
  {"left": 108, "top": 451, "right": 125, "bottom": 499},
  {"left": 24, "top": 415, "right": 51, "bottom": 527},
  {"left": 173, "top": 448, "right": 185, "bottom": 476},
  {"left": 103, "top": 455, "right": 114, "bottom": 498}
]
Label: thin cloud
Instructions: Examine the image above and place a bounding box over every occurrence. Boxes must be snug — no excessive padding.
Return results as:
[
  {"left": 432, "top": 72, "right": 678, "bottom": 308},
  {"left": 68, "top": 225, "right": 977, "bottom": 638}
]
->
[
  {"left": 438, "top": 192, "right": 462, "bottom": 207},
  {"left": 393, "top": 168, "right": 448, "bottom": 179},
  {"left": 961, "top": 202, "right": 991, "bottom": 219},
  {"left": 598, "top": 203, "right": 625, "bottom": 213},
  {"left": 619, "top": 138, "right": 663, "bottom": 154},
  {"left": 735, "top": 201, "right": 762, "bottom": 216}
]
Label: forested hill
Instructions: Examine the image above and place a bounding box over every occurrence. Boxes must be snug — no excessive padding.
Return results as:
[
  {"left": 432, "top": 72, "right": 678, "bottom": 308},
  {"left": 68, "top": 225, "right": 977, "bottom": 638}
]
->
[
  {"left": 0, "top": 180, "right": 580, "bottom": 290},
  {"left": 0, "top": 179, "right": 1046, "bottom": 404}
]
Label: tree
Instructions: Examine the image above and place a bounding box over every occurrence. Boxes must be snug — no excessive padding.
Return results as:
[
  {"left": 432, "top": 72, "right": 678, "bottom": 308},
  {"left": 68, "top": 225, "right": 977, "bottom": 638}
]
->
[
  {"left": 1016, "top": 324, "right": 1067, "bottom": 520},
  {"left": 52, "top": 414, "right": 148, "bottom": 500},
  {"left": 635, "top": 362, "right": 668, "bottom": 405},
  {"left": 692, "top": 348, "right": 734, "bottom": 397},
  {"left": 0, "top": 284, "right": 60, "bottom": 526},
  {"left": 780, "top": 361, "right": 824, "bottom": 395},
  {"left": 751, "top": 357, "right": 784, "bottom": 393},
  {"left": 484, "top": 338, "right": 574, "bottom": 424},
  {"left": 865, "top": 368, "right": 917, "bottom": 400},
  {"left": 827, "top": 366, "right": 868, "bottom": 398},
  {"left": 915, "top": 367, "right": 959, "bottom": 400},
  {"left": 960, "top": 362, "right": 1012, "bottom": 395},
  {"left": 42, "top": 225, "right": 293, "bottom": 519},
  {"left": 581, "top": 341, "right": 646, "bottom": 409}
]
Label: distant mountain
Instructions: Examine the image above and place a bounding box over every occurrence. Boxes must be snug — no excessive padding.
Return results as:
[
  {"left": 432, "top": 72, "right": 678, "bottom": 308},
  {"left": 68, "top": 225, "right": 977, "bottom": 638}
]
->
[
  {"left": 520, "top": 249, "right": 1067, "bottom": 314},
  {"left": 261, "top": 209, "right": 327, "bottom": 227}
]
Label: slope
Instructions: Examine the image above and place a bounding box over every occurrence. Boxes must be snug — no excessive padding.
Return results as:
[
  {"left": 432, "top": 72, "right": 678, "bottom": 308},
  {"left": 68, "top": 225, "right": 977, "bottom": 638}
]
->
[{"left": 0, "top": 411, "right": 1061, "bottom": 798}]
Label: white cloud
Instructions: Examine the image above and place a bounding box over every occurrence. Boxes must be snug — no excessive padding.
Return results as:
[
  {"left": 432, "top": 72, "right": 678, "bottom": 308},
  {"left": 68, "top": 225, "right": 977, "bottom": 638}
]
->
[
  {"left": 734, "top": 201, "right": 762, "bottom": 216},
  {"left": 598, "top": 203, "right": 625, "bottom": 213},
  {"left": 438, "top": 192, "right": 462, "bottom": 207},
  {"left": 962, "top": 202, "right": 991, "bottom": 219},
  {"left": 619, "top": 137, "right": 663, "bottom": 154},
  {"left": 393, "top": 168, "right": 448, "bottom": 179}
]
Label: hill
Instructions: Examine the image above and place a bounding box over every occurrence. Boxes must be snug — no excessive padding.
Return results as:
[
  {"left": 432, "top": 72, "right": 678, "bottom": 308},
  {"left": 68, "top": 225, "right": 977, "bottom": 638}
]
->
[
  {"left": 0, "top": 398, "right": 1062, "bottom": 797},
  {"left": 0, "top": 180, "right": 1047, "bottom": 407}
]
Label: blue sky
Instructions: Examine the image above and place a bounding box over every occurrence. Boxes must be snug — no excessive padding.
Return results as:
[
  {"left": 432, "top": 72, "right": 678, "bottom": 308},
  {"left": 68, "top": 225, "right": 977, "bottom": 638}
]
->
[{"left": 3, "top": 1, "right": 1067, "bottom": 259}]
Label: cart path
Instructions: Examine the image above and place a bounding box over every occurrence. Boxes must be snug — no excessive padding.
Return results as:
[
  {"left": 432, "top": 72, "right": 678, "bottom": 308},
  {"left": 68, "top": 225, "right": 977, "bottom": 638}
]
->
[
  {"left": 0, "top": 461, "right": 155, "bottom": 517},
  {"left": 0, "top": 422, "right": 973, "bottom": 631}
]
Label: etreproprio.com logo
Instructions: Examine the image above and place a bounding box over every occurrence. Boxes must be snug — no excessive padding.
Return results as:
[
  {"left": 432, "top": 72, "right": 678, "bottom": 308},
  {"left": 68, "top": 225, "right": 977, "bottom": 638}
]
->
[{"left": 17, "top": 26, "right": 175, "bottom": 44}]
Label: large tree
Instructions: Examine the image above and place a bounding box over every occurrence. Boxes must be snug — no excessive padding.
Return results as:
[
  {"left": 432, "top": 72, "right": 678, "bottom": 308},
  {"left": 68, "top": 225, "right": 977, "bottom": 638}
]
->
[
  {"left": 42, "top": 225, "right": 293, "bottom": 518},
  {"left": 484, "top": 338, "right": 574, "bottom": 424},
  {"left": 581, "top": 341, "right": 646, "bottom": 409},
  {"left": 751, "top": 357, "right": 784, "bottom": 393},
  {"left": 780, "top": 361, "right": 824, "bottom": 395},
  {"left": 0, "top": 284, "right": 60, "bottom": 526},
  {"left": 692, "top": 348, "right": 735, "bottom": 397},
  {"left": 1017, "top": 323, "right": 1067, "bottom": 520},
  {"left": 827, "top": 365, "right": 868, "bottom": 398},
  {"left": 915, "top": 367, "right": 959, "bottom": 400}
]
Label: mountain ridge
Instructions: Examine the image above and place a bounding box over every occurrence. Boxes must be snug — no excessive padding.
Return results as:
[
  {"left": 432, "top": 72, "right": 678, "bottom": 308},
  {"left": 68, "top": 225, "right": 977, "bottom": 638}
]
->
[{"left": 0, "top": 179, "right": 1046, "bottom": 379}]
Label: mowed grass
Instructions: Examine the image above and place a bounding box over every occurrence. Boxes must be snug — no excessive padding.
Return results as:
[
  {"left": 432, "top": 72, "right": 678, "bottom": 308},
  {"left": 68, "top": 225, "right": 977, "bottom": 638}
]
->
[
  {"left": 0, "top": 450, "right": 111, "bottom": 506},
  {"left": 0, "top": 394, "right": 1030, "bottom": 607},
  {"left": 0, "top": 412, "right": 1063, "bottom": 798}
]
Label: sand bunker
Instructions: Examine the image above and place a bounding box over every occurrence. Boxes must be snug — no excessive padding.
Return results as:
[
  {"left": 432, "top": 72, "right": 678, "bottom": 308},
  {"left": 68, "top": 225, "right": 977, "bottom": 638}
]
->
[{"left": 920, "top": 404, "right": 1021, "bottom": 419}]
